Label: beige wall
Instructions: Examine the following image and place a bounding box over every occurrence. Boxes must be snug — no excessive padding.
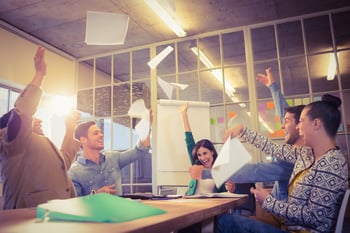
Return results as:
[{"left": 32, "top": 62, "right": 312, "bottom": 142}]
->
[{"left": 0, "top": 27, "right": 76, "bottom": 95}]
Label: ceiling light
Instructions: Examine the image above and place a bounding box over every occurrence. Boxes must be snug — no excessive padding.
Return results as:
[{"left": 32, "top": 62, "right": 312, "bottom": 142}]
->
[
  {"left": 190, "top": 46, "right": 244, "bottom": 107},
  {"left": 327, "top": 53, "right": 337, "bottom": 81},
  {"left": 191, "top": 46, "right": 274, "bottom": 134},
  {"left": 144, "top": 0, "right": 186, "bottom": 37}
]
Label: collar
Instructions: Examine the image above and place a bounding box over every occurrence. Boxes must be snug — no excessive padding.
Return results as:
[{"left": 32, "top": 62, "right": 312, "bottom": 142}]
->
[{"left": 77, "top": 153, "right": 106, "bottom": 165}]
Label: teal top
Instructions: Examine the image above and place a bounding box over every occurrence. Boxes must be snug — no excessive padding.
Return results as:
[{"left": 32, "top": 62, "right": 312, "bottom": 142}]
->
[{"left": 184, "top": 131, "right": 226, "bottom": 195}]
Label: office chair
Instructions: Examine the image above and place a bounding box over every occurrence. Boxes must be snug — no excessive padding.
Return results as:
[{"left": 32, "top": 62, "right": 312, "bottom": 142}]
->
[{"left": 335, "top": 188, "right": 350, "bottom": 233}]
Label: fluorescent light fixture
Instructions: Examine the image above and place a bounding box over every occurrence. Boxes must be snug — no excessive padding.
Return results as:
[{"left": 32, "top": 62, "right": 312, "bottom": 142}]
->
[
  {"left": 190, "top": 46, "right": 245, "bottom": 107},
  {"left": 144, "top": 0, "right": 186, "bottom": 37},
  {"left": 327, "top": 53, "right": 337, "bottom": 81},
  {"left": 191, "top": 46, "right": 274, "bottom": 134}
]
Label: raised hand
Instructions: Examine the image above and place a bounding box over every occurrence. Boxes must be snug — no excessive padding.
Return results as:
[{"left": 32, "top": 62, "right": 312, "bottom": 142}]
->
[{"left": 256, "top": 67, "right": 275, "bottom": 87}]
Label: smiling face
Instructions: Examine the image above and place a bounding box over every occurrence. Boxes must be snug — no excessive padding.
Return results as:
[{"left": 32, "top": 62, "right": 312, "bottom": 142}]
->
[
  {"left": 281, "top": 112, "right": 300, "bottom": 145},
  {"left": 82, "top": 124, "right": 104, "bottom": 151},
  {"left": 196, "top": 146, "right": 215, "bottom": 168},
  {"left": 297, "top": 107, "right": 315, "bottom": 147}
]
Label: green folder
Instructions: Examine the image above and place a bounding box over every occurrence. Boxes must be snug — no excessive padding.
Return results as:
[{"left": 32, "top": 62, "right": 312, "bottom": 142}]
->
[{"left": 36, "top": 193, "right": 166, "bottom": 223}]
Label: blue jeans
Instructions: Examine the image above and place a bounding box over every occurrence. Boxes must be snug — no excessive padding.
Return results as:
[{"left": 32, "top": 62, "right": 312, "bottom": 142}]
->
[{"left": 215, "top": 214, "right": 290, "bottom": 233}]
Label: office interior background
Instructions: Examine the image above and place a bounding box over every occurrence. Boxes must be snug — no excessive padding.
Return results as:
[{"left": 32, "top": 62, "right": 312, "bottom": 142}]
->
[{"left": 1, "top": 0, "right": 350, "bottom": 195}]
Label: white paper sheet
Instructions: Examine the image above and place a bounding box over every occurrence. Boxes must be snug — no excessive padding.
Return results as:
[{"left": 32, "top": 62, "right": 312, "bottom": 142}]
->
[
  {"left": 147, "top": 45, "right": 174, "bottom": 69},
  {"left": 85, "top": 11, "right": 129, "bottom": 45},
  {"left": 135, "top": 110, "right": 150, "bottom": 141},
  {"left": 157, "top": 76, "right": 174, "bottom": 99},
  {"left": 128, "top": 99, "right": 147, "bottom": 118},
  {"left": 212, "top": 137, "right": 252, "bottom": 187},
  {"left": 169, "top": 82, "right": 188, "bottom": 90}
]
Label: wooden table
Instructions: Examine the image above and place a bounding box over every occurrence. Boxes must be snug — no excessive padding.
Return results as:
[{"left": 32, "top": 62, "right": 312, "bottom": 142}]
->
[{"left": 0, "top": 196, "right": 247, "bottom": 233}]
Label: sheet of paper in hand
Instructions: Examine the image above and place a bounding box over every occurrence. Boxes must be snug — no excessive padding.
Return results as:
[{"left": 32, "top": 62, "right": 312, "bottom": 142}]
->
[{"left": 212, "top": 137, "right": 252, "bottom": 187}]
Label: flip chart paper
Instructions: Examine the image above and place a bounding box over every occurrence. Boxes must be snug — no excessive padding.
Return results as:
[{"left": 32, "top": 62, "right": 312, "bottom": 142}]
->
[
  {"left": 85, "top": 11, "right": 129, "bottom": 45},
  {"left": 147, "top": 45, "right": 174, "bottom": 69},
  {"left": 212, "top": 137, "right": 252, "bottom": 187},
  {"left": 36, "top": 193, "right": 166, "bottom": 223}
]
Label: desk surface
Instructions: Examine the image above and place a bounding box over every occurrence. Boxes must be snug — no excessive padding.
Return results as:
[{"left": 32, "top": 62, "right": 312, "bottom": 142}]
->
[{"left": 0, "top": 197, "right": 247, "bottom": 233}]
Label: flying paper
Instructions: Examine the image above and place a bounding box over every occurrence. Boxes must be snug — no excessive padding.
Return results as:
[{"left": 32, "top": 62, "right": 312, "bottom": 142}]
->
[
  {"left": 212, "top": 137, "right": 252, "bottom": 187},
  {"left": 157, "top": 77, "right": 174, "bottom": 99},
  {"left": 85, "top": 11, "right": 129, "bottom": 45},
  {"left": 128, "top": 99, "right": 151, "bottom": 140},
  {"left": 157, "top": 77, "right": 189, "bottom": 99},
  {"left": 135, "top": 110, "right": 151, "bottom": 141},
  {"left": 147, "top": 45, "right": 174, "bottom": 69},
  {"left": 128, "top": 99, "right": 147, "bottom": 118},
  {"left": 170, "top": 82, "right": 188, "bottom": 90}
]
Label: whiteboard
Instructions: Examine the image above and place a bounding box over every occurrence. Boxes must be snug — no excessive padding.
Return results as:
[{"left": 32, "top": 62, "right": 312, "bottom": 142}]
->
[{"left": 155, "top": 99, "right": 210, "bottom": 186}]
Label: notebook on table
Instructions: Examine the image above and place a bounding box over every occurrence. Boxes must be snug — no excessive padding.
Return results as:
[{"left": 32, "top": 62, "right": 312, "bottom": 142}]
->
[{"left": 36, "top": 193, "right": 166, "bottom": 223}]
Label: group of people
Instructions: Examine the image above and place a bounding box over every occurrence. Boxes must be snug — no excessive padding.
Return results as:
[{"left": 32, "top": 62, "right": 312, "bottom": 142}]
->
[
  {"left": 0, "top": 46, "right": 348, "bottom": 233},
  {"left": 0, "top": 46, "right": 152, "bottom": 209}
]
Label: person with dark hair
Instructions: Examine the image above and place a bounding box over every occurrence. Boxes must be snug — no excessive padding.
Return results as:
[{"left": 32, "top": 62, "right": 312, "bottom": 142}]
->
[
  {"left": 216, "top": 93, "right": 348, "bottom": 233},
  {"left": 179, "top": 103, "right": 235, "bottom": 195},
  {"left": 0, "top": 46, "right": 81, "bottom": 209},
  {"left": 179, "top": 103, "right": 255, "bottom": 217},
  {"left": 191, "top": 68, "right": 303, "bottom": 200},
  {"left": 67, "top": 113, "right": 152, "bottom": 196}
]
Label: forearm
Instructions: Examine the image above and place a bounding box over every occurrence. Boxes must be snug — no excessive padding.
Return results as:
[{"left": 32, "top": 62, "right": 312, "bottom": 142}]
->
[
  {"left": 181, "top": 112, "right": 191, "bottom": 132},
  {"left": 14, "top": 84, "right": 42, "bottom": 117},
  {"left": 240, "top": 127, "right": 297, "bottom": 163},
  {"left": 269, "top": 83, "right": 289, "bottom": 123},
  {"left": 60, "top": 133, "right": 81, "bottom": 168}
]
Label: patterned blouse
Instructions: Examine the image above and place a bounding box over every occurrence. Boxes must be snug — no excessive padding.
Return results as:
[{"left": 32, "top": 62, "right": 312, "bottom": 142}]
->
[{"left": 240, "top": 127, "right": 348, "bottom": 233}]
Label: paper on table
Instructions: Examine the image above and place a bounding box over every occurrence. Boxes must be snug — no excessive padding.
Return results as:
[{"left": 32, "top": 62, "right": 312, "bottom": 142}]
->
[
  {"left": 128, "top": 99, "right": 147, "bottom": 118},
  {"left": 212, "top": 137, "right": 252, "bottom": 187},
  {"left": 147, "top": 45, "right": 174, "bottom": 69},
  {"left": 135, "top": 109, "right": 150, "bottom": 140},
  {"left": 85, "top": 11, "right": 129, "bottom": 45}
]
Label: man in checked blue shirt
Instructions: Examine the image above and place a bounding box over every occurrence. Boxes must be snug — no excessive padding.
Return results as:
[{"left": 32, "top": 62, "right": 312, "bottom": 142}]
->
[{"left": 68, "top": 112, "right": 152, "bottom": 196}]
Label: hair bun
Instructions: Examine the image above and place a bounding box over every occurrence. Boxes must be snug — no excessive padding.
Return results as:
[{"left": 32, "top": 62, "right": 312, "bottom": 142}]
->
[{"left": 321, "top": 94, "right": 342, "bottom": 109}]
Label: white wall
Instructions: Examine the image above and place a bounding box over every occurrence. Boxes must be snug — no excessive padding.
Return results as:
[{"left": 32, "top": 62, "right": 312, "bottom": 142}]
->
[{"left": 0, "top": 27, "right": 76, "bottom": 96}]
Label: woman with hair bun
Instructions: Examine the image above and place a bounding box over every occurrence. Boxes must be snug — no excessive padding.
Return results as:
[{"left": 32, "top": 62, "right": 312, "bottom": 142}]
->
[{"left": 216, "top": 94, "right": 349, "bottom": 233}]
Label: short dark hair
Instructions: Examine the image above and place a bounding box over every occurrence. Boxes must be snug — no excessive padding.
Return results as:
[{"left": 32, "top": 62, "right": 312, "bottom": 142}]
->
[
  {"left": 305, "top": 94, "right": 342, "bottom": 137},
  {"left": 0, "top": 109, "right": 14, "bottom": 129},
  {"left": 285, "top": 105, "right": 305, "bottom": 124},
  {"left": 74, "top": 121, "right": 96, "bottom": 140}
]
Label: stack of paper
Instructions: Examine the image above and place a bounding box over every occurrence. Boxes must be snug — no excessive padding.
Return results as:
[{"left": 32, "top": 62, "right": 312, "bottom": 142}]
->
[{"left": 36, "top": 193, "right": 166, "bottom": 223}]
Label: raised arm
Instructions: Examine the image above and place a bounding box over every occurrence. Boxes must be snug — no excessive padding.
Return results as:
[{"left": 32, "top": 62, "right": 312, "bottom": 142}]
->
[
  {"left": 60, "top": 110, "right": 81, "bottom": 167},
  {"left": 5, "top": 46, "right": 47, "bottom": 142},
  {"left": 179, "top": 102, "right": 191, "bottom": 132},
  {"left": 179, "top": 102, "right": 196, "bottom": 164},
  {"left": 256, "top": 67, "right": 289, "bottom": 123}
]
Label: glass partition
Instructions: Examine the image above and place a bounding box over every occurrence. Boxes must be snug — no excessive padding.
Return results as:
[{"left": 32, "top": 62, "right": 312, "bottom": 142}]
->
[{"left": 77, "top": 8, "right": 350, "bottom": 194}]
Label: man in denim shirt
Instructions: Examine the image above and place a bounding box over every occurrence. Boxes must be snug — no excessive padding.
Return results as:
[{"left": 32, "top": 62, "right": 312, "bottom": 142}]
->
[
  {"left": 68, "top": 116, "right": 151, "bottom": 196},
  {"left": 191, "top": 68, "right": 304, "bottom": 204}
]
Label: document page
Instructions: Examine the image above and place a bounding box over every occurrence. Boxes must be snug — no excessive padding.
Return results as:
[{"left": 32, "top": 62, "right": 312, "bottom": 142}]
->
[{"left": 212, "top": 137, "right": 252, "bottom": 187}]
